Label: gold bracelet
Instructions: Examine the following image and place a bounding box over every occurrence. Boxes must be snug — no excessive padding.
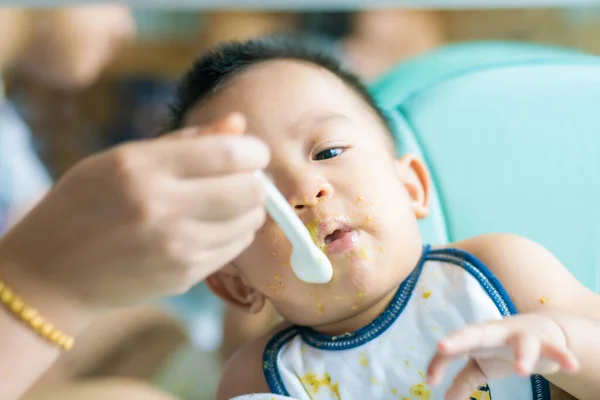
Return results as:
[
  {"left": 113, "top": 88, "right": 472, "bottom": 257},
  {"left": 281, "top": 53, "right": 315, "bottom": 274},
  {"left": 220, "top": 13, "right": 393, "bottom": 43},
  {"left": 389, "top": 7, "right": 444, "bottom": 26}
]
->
[{"left": 0, "top": 278, "right": 74, "bottom": 350}]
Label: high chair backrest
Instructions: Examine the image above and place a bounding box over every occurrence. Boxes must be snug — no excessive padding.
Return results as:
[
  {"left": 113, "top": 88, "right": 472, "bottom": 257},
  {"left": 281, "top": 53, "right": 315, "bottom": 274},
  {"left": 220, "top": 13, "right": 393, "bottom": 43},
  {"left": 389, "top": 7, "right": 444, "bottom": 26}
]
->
[{"left": 370, "top": 42, "right": 600, "bottom": 291}]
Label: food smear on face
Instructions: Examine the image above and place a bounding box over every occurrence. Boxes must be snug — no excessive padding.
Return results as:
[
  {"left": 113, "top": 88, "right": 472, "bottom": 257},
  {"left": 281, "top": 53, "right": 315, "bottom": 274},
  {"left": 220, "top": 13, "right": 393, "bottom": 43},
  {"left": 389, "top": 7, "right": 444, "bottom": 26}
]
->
[
  {"left": 306, "top": 219, "right": 327, "bottom": 254},
  {"left": 311, "top": 292, "right": 324, "bottom": 316},
  {"left": 267, "top": 274, "right": 285, "bottom": 294}
]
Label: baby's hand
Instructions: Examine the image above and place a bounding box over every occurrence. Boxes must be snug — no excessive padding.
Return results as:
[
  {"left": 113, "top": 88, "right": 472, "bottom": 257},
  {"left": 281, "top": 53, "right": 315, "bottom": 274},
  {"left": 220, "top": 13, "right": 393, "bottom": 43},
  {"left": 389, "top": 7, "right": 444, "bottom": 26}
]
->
[{"left": 425, "top": 313, "right": 580, "bottom": 400}]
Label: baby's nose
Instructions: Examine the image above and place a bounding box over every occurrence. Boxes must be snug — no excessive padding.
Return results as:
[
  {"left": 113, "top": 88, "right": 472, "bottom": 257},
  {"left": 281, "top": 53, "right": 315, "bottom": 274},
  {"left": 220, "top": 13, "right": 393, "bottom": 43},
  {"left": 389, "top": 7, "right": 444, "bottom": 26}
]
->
[{"left": 291, "top": 186, "right": 332, "bottom": 211}]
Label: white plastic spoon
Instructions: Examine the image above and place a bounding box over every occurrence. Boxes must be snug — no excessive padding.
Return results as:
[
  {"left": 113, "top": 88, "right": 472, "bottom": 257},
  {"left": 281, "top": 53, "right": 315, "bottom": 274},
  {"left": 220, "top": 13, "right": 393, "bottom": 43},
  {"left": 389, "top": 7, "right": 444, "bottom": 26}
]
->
[{"left": 254, "top": 171, "right": 333, "bottom": 284}]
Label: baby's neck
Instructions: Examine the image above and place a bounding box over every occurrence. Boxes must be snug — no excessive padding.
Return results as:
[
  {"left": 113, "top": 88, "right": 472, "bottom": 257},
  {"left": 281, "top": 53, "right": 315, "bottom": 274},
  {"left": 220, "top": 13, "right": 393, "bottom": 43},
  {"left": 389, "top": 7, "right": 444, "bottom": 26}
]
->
[{"left": 309, "top": 286, "right": 400, "bottom": 336}]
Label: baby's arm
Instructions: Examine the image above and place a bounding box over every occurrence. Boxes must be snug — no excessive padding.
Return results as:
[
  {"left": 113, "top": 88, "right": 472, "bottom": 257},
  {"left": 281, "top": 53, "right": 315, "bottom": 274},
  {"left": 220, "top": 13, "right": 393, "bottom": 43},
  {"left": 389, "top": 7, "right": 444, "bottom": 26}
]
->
[
  {"left": 216, "top": 324, "right": 288, "bottom": 400},
  {"left": 454, "top": 233, "right": 600, "bottom": 399}
]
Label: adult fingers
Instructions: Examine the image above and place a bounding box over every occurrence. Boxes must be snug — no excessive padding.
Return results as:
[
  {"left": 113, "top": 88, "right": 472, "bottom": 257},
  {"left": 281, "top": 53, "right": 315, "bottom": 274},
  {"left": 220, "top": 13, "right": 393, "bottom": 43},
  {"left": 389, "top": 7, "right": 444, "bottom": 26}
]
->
[
  {"left": 190, "top": 232, "right": 257, "bottom": 284},
  {"left": 177, "top": 172, "right": 265, "bottom": 221},
  {"left": 140, "top": 134, "right": 270, "bottom": 178},
  {"left": 197, "top": 206, "right": 267, "bottom": 248}
]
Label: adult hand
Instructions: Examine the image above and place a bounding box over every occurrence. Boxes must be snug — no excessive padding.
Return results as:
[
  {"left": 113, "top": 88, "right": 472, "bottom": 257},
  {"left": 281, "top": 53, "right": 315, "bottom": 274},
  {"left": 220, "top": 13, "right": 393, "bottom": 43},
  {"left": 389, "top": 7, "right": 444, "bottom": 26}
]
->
[{"left": 0, "top": 113, "right": 269, "bottom": 319}]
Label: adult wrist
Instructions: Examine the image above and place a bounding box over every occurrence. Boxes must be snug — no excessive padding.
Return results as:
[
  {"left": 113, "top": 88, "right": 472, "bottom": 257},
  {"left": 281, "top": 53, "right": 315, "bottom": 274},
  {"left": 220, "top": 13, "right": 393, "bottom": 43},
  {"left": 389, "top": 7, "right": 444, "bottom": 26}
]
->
[{"left": 0, "top": 244, "right": 95, "bottom": 342}]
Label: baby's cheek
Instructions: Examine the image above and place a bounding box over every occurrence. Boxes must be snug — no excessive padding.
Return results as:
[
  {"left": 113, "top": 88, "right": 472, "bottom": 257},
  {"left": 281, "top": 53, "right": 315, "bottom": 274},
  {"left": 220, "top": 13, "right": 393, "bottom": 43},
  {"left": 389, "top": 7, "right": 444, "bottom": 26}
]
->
[{"left": 253, "top": 222, "right": 293, "bottom": 267}]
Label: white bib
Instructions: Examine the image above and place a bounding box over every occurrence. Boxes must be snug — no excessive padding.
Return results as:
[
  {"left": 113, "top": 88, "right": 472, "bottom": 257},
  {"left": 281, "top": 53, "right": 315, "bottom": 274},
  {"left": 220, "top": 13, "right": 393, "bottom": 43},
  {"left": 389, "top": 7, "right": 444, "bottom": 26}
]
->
[{"left": 262, "top": 246, "right": 550, "bottom": 400}]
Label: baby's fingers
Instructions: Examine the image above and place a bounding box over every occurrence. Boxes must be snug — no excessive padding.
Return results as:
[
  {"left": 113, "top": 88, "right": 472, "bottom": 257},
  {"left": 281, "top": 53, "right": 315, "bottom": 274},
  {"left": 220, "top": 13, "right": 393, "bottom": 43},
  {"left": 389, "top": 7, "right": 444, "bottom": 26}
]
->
[
  {"left": 507, "top": 331, "right": 541, "bottom": 376},
  {"left": 437, "top": 322, "right": 510, "bottom": 356},
  {"left": 508, "top": 331, "right": 579, "bottom": 376},
  {"left": 539, "top": 341, "right": 580, "bottom": 374},
  {"left": 426, "top": 351, "right": 453, "bottom": 386},
  {"left": 427, "top": 322, "right": 508, "bottom": 386},
  {"left": 444, "top": 358, "right": 487, "bottom": 400}
]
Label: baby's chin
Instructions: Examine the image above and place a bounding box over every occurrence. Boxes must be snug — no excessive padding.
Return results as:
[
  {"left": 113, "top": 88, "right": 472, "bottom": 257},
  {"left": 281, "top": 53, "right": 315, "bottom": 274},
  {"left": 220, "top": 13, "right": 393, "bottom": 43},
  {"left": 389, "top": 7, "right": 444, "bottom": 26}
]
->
[{"left": 323, "top": 259, "right": 397, "bottom": 302}]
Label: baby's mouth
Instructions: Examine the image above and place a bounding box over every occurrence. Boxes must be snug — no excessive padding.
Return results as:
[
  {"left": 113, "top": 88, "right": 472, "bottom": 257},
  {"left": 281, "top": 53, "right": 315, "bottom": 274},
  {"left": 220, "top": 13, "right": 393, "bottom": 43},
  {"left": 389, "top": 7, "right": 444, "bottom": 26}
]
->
[
  {"left": 322, "top": 226, "right": 360, "bottom": 254},
  {"left": 324, "top": 228, "right": 351, "bottom": 245}
]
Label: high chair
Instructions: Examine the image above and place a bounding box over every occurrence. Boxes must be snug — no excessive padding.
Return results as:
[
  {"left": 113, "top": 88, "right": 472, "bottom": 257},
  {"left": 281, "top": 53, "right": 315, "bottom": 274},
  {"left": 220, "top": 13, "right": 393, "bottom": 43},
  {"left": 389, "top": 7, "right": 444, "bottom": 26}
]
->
[{"left": 370, "top": 41, "right": 600, "bottom": 291}]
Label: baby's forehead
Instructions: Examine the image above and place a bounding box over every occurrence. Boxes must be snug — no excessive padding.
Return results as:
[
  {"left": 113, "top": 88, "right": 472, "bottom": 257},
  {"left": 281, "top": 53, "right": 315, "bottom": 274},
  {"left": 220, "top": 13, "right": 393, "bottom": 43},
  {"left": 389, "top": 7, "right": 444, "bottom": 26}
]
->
[{"left": 186, "top": 60, "right": 379, "bottom": 131}]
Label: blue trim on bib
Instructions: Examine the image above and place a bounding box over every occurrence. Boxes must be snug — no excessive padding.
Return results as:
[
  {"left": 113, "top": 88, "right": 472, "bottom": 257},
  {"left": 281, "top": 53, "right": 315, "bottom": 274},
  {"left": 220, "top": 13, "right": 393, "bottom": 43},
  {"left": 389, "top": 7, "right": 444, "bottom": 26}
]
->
[
  {"left": 428, "top": 247, "right": 551, "bottom": 400},
  {"left": 263, "top": 326, "right": 298, "bottom": 397}
]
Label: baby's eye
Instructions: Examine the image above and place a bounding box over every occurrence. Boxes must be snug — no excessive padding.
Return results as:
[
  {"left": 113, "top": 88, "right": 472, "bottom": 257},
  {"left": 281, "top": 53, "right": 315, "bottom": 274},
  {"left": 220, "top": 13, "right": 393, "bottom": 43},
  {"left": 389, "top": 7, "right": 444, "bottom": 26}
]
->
[{"left": 314, "top": 147, "right": 344, "bottom": 161}]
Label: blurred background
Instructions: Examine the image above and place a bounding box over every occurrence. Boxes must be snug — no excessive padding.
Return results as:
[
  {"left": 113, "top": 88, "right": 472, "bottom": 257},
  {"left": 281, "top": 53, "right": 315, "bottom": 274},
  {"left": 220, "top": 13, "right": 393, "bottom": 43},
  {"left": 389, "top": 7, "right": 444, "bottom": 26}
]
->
[
  {"left": 1, "top": 3, "right": 600, "bottom": 400},
  {"left": 2, "top": 6, "right": 600, "bottom": 180}
]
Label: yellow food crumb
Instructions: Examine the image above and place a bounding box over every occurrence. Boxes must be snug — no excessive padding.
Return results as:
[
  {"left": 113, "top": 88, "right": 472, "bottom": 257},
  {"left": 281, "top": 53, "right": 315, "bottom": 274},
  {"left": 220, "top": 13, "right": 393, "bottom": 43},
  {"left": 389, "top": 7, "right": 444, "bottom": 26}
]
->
[
  {"left": 402, "top": 397, "right": 411, "bottom": 400},
  {"left": 268, "top": 274, "right": 285, "bottom": 294},
  {"left": 356, "top": 290, "right": 365, "bottom": 298},
  {"left": 366, "top": 215, "right": 373, "bottom": 221},
  {"left": 405, "top": 360, "right": 410, "bottom": 367},
  {"left": 356, "top": 196, "right": 363, "bottom": 202},
  {"left": 540, "top": 297, "right": 547, "bottom": 304},
  {"left": 300, "top": 373, "right": 341, "bottom": 400},
  {"left": 418, "top": 370, "right": 425, "bottom": 378},
  {"left": 391, "top": 388, "right": 398, "bottom": 395},
  {"left": 356, "top": 247, "right": 370, "bottom": 260},
  {"left": 422, "top": 290, "right": 432, "bottom": 299},
  {"left": 359, "top": 353, "right": 369, "bottom": 367},
  {"left": 351, "top": 304, "right": 359, "bottom": 310},
  {"left": 369, "top": 376, "right": 381, "bottom": 385},
  {"left": 410, "top": 383, "right": 431, "bottom": 400},
  {"left": 331, "top": 383, "right": 341, "bottom": 399},
  {"left": 376, "top": 245, "right": 385, "bottom": 253}
]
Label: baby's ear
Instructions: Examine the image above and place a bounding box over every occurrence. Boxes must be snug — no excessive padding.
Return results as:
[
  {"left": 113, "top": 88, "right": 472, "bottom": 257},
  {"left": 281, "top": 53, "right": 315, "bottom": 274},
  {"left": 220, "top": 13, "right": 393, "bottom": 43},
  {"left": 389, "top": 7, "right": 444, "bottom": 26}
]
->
[
  {"left": 205, "top": 264, "right": 266, "bottom": 314},
  {"left": 394, "top": 153, "right": 430, "bottom": 219}
]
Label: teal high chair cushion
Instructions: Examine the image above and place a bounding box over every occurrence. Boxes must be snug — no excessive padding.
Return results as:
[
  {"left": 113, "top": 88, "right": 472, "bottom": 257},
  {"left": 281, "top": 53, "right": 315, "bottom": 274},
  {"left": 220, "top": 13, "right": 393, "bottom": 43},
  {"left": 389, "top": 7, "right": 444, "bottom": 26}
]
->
[{"left": 370, "top": 41, "right": 600, "bottom": 291}]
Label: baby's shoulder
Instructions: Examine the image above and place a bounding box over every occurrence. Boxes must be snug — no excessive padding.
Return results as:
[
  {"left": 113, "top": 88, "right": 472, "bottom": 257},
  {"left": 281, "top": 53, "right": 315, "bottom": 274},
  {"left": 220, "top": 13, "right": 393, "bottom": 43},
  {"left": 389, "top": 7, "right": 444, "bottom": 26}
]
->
[
  {"left": 216, "top": 321, "right": 292, "bottom": 400},
  {"left": 446, "top": 232, "right": 556, "bottom": 274},
  {"left": 441, "top": 233, "right": 584, "bottom": 313},
  {"left": 443, "top": 232, "right": 542, "bottom": 268}
]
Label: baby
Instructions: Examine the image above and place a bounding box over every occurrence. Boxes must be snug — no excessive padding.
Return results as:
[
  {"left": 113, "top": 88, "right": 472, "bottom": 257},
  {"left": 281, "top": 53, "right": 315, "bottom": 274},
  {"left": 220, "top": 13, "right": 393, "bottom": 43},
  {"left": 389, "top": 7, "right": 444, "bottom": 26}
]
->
[{"left": 165, "top": 37, "right": 600, "bottom": 400}]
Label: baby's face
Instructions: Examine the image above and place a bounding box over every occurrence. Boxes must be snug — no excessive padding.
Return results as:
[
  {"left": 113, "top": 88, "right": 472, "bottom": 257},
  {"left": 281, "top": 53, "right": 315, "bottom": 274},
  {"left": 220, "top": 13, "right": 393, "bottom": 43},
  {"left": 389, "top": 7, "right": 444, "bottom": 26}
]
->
[{"left": 187, "top": 60, "right": 425, "bottom": 329}]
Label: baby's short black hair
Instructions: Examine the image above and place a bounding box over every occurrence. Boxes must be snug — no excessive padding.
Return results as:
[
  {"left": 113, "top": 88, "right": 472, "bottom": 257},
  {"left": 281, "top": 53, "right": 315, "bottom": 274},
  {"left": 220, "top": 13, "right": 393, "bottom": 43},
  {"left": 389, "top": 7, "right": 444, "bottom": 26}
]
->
[{"left": 164, "top": 36, "right": 393, "bottom": 134}]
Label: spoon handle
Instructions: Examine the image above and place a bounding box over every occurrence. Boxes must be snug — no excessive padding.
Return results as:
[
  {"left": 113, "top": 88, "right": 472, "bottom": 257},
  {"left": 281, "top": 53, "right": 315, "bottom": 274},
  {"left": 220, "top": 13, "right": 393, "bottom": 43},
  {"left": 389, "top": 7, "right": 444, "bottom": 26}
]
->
[{"left": 254, "top": 170, "right": 313, "bottom": 248}]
